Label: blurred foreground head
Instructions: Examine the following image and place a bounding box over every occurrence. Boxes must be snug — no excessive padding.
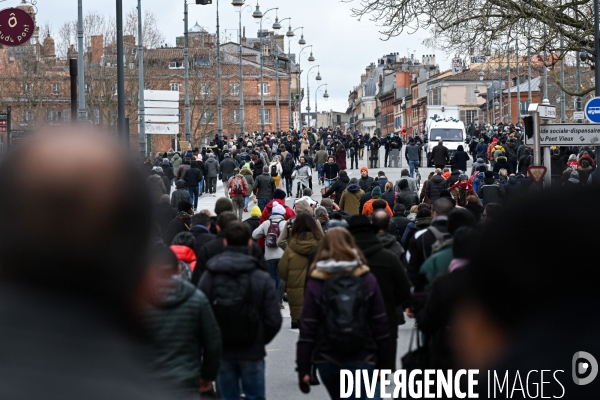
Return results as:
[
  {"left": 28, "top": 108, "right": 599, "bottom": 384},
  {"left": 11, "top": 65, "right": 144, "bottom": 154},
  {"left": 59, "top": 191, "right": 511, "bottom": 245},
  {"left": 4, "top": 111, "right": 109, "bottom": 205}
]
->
[
  {"left": 0, "top": 130, "right": 152, "bottom": 313},
  {"left": 456, "top": 185, "right": 600, "bottom": 376}
]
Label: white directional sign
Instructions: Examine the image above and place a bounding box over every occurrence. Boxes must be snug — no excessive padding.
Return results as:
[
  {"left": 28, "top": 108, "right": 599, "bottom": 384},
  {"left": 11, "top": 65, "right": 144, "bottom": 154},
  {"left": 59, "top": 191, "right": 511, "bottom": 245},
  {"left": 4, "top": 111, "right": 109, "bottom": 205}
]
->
[
  {"left": 537, "top": 104, "right": 557, "bottom": 119},
  {"left": 143, "top": 90, "right": 180, "bottom": 135},
  {"left": 573, "top": 111, "right": 585, "bottom": 120},
  {"left": 524, "top": 124, "right": 600, "bottom": 146}
]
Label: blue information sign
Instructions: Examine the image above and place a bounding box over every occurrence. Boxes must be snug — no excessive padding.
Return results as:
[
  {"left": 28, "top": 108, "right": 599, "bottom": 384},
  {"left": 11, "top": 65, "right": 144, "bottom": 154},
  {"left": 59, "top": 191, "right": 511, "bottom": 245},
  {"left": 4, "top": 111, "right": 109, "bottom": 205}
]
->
[{"left": 585, "top": 97, "right": 600, "bottom": 123}]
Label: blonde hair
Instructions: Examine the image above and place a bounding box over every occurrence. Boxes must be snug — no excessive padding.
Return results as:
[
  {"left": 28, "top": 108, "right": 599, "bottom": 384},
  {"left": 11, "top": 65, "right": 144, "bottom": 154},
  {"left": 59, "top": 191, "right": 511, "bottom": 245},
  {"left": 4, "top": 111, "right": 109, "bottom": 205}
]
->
[
  {"left": 499, "top": 168, "right": 508, "bottom": 177},
  {"left": 385, "top": 182, "right": 394, "bottom": 192},
  {"left": 310, "top": 228, "right": 367, "bottom": 271},
  {"left": 410, "top": 205, "right": 419, "bottom": 214}
]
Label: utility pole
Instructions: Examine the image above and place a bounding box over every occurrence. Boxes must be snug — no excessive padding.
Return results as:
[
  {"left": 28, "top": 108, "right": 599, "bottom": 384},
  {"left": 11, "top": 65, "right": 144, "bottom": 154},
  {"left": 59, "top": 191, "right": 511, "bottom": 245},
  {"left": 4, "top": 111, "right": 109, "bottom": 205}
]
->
[
  {"left": 184, "top": 0, "right": 190, "bottom": 142},
  {"left": 77, "top": 0, "right": 86, "bottom": 121},
  {"left": 216, "top": 0, "right": 223, "bottom": 140},
  {"left": 137, "top": 0, "right": 146, "bottom": 157},
  {"left": 507, "top": 42, "right": 512, "bottom": 124},
  {"left": 516, "top": 38, "right": 520, "bottom": 121},
  {"left": 116, "top": 0, "right": 127, "bottom": 147}
]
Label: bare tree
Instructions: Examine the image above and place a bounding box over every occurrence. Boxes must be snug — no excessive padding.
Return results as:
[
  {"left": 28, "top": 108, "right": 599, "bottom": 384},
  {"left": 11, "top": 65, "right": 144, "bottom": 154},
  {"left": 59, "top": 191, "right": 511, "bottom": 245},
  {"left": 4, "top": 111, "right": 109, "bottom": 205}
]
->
[{"left": 345, "top": 0, "right": 596, "bottom": 94}]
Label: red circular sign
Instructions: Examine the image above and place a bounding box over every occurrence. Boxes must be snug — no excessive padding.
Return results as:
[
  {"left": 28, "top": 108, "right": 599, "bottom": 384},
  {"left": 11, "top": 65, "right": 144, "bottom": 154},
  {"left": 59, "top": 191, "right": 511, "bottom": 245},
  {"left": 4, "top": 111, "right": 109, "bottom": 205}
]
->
[{"left": 0, "top": 8, "right": 35, "bottom": 47}]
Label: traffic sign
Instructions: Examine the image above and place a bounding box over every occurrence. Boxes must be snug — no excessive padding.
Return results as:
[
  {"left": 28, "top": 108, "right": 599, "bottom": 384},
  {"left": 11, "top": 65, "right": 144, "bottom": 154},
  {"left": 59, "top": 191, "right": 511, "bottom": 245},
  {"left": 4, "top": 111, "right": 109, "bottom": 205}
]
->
[
  {"left": 524, "top": 124, "right": 600, "bottom": 146},
  {"left": 528, "top": 166, "right": 547, "bottom": 184},
  {"left": 573, "top": 111, "right": 585, "bottom": 120},
  {"left": 584, "top": 97, "right": 600, "bottom": 123},
  {"left": 537, "top": 104, "right": 556, "bottom": 119}
]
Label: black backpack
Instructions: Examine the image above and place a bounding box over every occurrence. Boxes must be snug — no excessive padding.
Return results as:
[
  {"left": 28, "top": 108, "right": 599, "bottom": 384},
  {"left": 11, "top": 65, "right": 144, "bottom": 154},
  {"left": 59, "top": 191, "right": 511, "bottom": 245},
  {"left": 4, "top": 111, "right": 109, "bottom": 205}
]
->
[
  {"left": 270, "top": 164, "right": 278, "bottom": 177},
  {"left": 283, "top": 159, "right": 295, "bottom": 175},
  {"left": 321, "top": 273, "right": 372, "bottom": 355},
  {"left": 208, "top": 271, "right": 259, "bottom": 347}
]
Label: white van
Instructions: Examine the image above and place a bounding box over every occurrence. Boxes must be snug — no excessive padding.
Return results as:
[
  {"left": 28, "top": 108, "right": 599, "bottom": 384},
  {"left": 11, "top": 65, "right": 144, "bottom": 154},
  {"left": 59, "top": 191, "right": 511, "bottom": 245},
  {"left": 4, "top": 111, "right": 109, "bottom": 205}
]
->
[{"left": 425, "top": 116, "right": 466, "bottom": 167}]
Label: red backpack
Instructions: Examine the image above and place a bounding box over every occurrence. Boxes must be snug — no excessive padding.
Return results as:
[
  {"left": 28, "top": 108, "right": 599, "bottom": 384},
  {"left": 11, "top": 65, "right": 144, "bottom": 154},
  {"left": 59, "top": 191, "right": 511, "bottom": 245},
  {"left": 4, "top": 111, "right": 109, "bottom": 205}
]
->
[{"left": 265, "top": 219, "right": 282, "bottom": 248}]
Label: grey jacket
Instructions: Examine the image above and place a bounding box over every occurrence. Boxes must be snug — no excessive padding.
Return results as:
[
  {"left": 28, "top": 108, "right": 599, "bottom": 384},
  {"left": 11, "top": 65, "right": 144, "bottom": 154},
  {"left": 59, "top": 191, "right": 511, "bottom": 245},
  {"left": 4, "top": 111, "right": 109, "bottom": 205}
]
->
[
  {"left": 405, "top": 144, "right": 421, "bottom": 162},
  {"left": 204, "top": 157, "right": 220, "bottom": 178}
]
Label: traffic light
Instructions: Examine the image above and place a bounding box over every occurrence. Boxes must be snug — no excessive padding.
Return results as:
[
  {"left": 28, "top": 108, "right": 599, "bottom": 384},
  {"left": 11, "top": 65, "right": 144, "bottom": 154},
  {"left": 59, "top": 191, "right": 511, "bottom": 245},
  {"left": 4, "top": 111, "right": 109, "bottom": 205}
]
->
[
  {"left": 523, "top": 115, "right": 534, "bottom": 139},
  {"left": 196, "top": 0, "right": 212, "bottom": 4}
]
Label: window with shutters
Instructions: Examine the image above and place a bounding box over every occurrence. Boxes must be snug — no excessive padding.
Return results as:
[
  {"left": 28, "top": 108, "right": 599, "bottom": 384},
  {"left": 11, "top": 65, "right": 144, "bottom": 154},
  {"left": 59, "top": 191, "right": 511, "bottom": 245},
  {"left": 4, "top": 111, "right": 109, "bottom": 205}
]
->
[
  {"left": 460, "top": 109, "right": 479, "bottom": 124},
  {"left": 201, "top": 83, "right": 211, "bottom": 95},
  {"left": 259, "top": 83, "right": 269, "bottom": 95},
  {"left": 200, "top": 110, "right": 212, "bottom": 124},
  {"left": 231, "top": 83, "right": 240, "bottom": 95},
  {"left": 52, "top": 83, "right": 61, "bottom": 96},
  {"left": 259, "top": 109, "right": 271, "bottom": 123},
  {"left": 465, "top": 86, "right": 478, "bottom": 104},
  {"left": 170, "top": 82, "right": 180, "bottom": 91},
  {"left": 428, "top": 87, "right": 441, "bottom": 105},
  {"left": 230, "top": 109, "right": 240, "bottom": 123}
]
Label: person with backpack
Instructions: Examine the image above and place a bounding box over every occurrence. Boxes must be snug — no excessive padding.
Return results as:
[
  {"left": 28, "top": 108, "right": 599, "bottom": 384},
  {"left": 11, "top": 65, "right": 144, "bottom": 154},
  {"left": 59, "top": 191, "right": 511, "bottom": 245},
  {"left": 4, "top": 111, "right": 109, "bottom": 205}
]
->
[
  {"left": 164, "top": 200, "right": 194, "bottom": 246},
  {"left": 252, "top": 203, "right": 288, "bottom": 305},
  {"left": 268, "top": 155, "right": 283, "bottom": 190},
  {"left": 169, "top": 231, "right": 197, "bottom": 282},
  {"left": 240, "top": 166, "right": 254, "bottom": 213},
  {"left": 477, "top": 171, "right": 505, "bottom": 206},
  {"left": 449, "top": 174, "right": 474, "bottom": 207},
  {"left": 278, "top": 213, "right": 323, "bottom": 329},
  {"left": 282, "top": 153, "right": 296, "bottom": 198},
  {"left": 296, "top": 228, "right": 389, "bottom": 398},
  {"left": 406, "top": 197, "right": 454, "bottom": 293},
  {"left": 198, "top": 221, "right": 282, "bottom": 400},
  {"left": 228, "top": 174, "right": 248, "bottom": 221}
]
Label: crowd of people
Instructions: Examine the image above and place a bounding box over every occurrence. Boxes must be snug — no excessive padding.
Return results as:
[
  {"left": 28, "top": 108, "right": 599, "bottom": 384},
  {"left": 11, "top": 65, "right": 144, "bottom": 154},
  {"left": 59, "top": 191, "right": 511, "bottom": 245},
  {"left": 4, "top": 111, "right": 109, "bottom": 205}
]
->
[{"left": 2, "top": 128, "right": 599, "bottom": 400}]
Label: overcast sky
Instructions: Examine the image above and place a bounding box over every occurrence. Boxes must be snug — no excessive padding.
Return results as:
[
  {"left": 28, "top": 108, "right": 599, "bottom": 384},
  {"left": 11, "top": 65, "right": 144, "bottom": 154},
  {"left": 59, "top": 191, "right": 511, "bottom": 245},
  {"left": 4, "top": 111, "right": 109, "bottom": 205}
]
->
[{"left": 37, "top": 0, "right": 453, "bottom": 112}]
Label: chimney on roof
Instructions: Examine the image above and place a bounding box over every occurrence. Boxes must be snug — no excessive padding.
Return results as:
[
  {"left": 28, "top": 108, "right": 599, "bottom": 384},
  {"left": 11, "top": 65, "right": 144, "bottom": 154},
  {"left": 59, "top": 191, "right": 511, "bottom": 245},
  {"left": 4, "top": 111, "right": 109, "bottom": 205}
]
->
[
  {"left": 91, "top": 35, "right": 103, "bottom": 64},
  {"left": 123, "top": 35, "right": 135, "bottom": 46}
]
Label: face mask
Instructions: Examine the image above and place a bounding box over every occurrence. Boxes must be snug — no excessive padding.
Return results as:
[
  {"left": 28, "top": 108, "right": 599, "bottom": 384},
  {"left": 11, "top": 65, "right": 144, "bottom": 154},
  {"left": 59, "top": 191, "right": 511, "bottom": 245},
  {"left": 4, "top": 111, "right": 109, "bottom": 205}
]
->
[{"left": 390, "top": 134, "right": 394, "bottom": 138}]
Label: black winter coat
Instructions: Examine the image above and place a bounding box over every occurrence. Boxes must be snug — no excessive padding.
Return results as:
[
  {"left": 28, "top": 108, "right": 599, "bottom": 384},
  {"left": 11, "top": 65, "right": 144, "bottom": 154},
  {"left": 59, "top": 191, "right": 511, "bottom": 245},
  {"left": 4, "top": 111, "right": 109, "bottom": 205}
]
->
[
  {"left": 493, "top": 157, "right": 513, "bottom": 174},
  {"left": 323, "top": 175, "right": 350, "bottom": 204},
  {"left": 382, "top": 190, "right": 396, "bottom": 210},
  {"left": 219, "top": 158, "right": 238, "bottom": 181},
  {"left": 189, "top": 225, "right": 215, "bottom": 261},
  {"left": 183, "top": 167, "right": 202, "bottom": 188},
  {"left": 425, "top": 175, "right": 448, "bottom": 203},
  {"left": 406, "top": 216, "right": 449, "bottom": 292},
  {"left": 451, "top": 150, "right": 470, "bottom": 172},
  {"left": 164, "top": 213, "right": 192, "bottom": 245},
  {"left": 352, "top": 232, "right": 411, "bottom": 330},
  {"left": 396, "top": 188, "right": 419, "bottom": 210},
  {"left": 199, "top": 247, "right": 282, "bottom": 361},
  {"left": 477, "top": 179, "right": 505, "bottom": 206},
  {"left": 358, "top": 175, "right": 374, "bottom": 192},
  {"left": 192, "top": 231, "right": 267, "bottom": 284},
  {"left": 430, "top": 144, "right": 449, "bottom": 166},
  {"left": 322, "top": 162, "right": 340, "bottom": 180},
  {"left": 154, "top": 202, "right": 177, "bottom": 239}
]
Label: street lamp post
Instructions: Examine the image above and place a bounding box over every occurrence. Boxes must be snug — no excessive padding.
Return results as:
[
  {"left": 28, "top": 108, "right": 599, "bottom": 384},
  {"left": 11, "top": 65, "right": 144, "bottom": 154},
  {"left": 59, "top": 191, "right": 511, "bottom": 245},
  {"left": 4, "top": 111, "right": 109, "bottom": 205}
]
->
[
  {"left": 77, "top": 0, "right": 86, "bottom": 121},
  {"left": 252, "top": 4, "right": 280, "bottom": 135},
  {"left": 137, "top": 0, "right": 146, "bottom": 157},
  {"left": 232, "top": 1, "right": 251, "bottom": 137},
  {"left": 184, "top": 0, "right": 191, "bottom": 142},
  {"left": 306, "top": 64, "right": 320, "bottom": 129},
  {"left": 507, "top": 43, "right": 512, "bottom": 123},
  {"left": 116, "top": 0, "right": 127, "bottom": 146},
  {"left": 297, "top": 44, "right": 314, "bottom": 129},
  {"left": 315, "top": 83, "right": 328, "bottom": 128},
  {"left": 273, "top": 17, "right": 292, "bottom": 133},
  {"left": 216, "top": 0, "right": 223, "bottom": 140},
  {"left": 287, "top": 27, "right": 304, "bottom": 129}
]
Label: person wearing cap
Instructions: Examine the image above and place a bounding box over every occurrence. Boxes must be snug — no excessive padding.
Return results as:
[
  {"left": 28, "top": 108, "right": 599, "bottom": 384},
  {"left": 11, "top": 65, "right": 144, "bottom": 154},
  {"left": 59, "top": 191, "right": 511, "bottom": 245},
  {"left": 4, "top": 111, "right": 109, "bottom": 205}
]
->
[
  {"left": 405, "top": 137, "right": 421, "bottom": 178},
  {"left": 358, "top": 166, "right": 374, "bottom": 192}
]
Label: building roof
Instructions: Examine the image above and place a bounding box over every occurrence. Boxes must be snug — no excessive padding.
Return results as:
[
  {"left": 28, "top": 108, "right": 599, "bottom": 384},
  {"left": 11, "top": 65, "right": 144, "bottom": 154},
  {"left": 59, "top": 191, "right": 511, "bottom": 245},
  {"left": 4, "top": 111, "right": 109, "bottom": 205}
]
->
[
  {"left": 364, "top": 64, "right": 384, "bottom": 97},
  {"left": 189, "top": 21, "right": 209, "bottom": 34},
  {"left": 505, "top": 76, "right": 541, "bottom": 93}
]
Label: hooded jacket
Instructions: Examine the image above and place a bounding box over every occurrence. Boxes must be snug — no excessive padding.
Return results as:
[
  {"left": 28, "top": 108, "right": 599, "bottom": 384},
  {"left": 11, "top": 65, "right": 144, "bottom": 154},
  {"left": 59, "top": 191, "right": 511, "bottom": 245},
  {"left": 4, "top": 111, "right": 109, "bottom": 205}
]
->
[
  {"left": 148, "top": 174, "right": 167, "bottom": 204},
  {"left": 396, "top": 187, "right": 419, "bottom": 210},
  {"left": 171, "top": 153, "right": 183, "bottom": 172},
  {"left": 252, "top": 214, "right": 287, "bottom": 261},
  {"left": 406, "top": 216, "right": 448, "bottom": 291},
  {"left": 471, "top": 157, "right": 487, "bottom": 174},
  {"left": 199, "top": 247, "right": 282, "bottom": 361},
  {"left": 142, "top": 278, "right": 222, "bottom": 388},
  {"left": 338, "top": 184, "right": 364, "bottom": 216},
  {"left": 278, "top": 234, "right": 320, "bottom": 321},
  {"left": 297, "top": 264, "right": 390, "bottom": 377},
  {"left": 170, "top": 181, "right": 191, "bottom": 210},
  {"left": 376, "top": 231, "right": 405, "bottom": 260},
  {"left": 425, "top": 174, "right": 448, "bottom": 203},
  {"left": 240, "top": 167, "right": 254, "bottom": 188},
  {"left": 253, "top": 173, "right": 276, "bottom": 199},
  {"left": 183, "top": 164, "right": 202, "bottom": 188},
  {"left": 219, "top": 156, "right": 237, "bottom": 181},
  {"left": 170, "top": 245, "right": 197, "bottom": 271},
  {"left": 493, "top": 156, "right": 513, "bottom": 174},
  {"left": 451, "top": 145, "right": 470, "bottom": 172},
  {"left": 292, "top": 164, "right": 312, "bottom": 189},
  {"left": 323, "top": 174, "right": 350, "bottom": 204}
]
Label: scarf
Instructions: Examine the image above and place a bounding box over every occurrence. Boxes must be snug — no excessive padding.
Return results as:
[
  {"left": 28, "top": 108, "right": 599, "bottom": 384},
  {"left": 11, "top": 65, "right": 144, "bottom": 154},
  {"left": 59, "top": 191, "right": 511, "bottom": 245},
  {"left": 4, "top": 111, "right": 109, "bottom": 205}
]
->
[
  {"left": 315, "top": 259, "right": 360, "bottom": 274},
  {"left": 448, "top": 258, "right": 469, "bottom": 272}
]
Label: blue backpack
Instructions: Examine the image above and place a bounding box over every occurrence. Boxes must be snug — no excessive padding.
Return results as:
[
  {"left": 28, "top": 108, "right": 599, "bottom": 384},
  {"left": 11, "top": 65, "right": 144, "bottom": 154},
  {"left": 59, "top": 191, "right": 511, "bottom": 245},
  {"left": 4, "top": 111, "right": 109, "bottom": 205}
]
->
[{"left": 472, "top": 172, "right": 485, "bottom": 193}]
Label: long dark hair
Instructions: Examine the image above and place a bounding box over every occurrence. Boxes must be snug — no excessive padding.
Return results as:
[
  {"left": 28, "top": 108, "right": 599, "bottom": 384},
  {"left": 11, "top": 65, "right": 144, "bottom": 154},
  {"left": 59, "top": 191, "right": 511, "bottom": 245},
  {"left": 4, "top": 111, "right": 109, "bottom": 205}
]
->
[{"left": 291, "top": 213, "right": 324, "bottom": 241}]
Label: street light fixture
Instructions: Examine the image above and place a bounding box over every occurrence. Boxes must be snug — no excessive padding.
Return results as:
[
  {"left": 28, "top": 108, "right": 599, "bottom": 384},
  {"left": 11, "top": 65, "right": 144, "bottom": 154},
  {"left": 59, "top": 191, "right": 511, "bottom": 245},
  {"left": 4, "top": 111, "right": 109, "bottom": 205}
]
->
[
  {"left": 306, "top": 64, "right": 320, "bottom": 128},
  {"left": 287, "top": 27, "right": 304, "bottom": 129},
  {"left": 252, "top": 4, "right": 280, "bottom": 135},
  {"left": 286, "top": 25, "right": 294, "bottom": 37},
  {"left": 298, "top": 33, "right": 306, "bottom": 45},
  {"left": 297, "top": 44, "right": 313, "bottom": 129},
  {"left": 274, "top": 16, "right": 292, "bottom": 132},
  {"left": 315, "top": 83, "right": 327, "bottom": 128},
  {"left": 478, "top": 70, "right": 484, "bottom": 81},
  {"left": 308, "top": 51, "right": 315, "bottom": 62},
  {"left": 232, "top": 0, "right": 252, "bottom": 137}
]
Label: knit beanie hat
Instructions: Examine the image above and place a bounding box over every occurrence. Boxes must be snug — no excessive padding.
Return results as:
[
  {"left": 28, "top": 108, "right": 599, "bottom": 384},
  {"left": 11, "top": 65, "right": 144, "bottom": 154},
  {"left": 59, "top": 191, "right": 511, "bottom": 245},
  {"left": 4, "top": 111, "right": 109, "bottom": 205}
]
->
[
  {"left": 371, "top": 186, "right": 382, "bottom": 198},
  {"left": 273, "top": 188, "right": 286, "bottom": 199},
  {"left": 250, "top": 205, "right": 262, "bottom": 217},
  {"left": 214, "top": 197, "right": 234, "bottom": 216},
  {"left": 360, "top": 166, "right": 369, "bottom": 173},
  {"left": 272, "top": 203, "right": 286, "bottom": 215}
]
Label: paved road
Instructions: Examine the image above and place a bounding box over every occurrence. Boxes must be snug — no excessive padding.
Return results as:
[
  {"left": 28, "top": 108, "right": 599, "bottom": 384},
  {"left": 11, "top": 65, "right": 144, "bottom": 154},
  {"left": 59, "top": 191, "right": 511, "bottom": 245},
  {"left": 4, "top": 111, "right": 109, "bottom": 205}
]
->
[{"left": 185, "top": 146, "right": 473, "bottom": 398}]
